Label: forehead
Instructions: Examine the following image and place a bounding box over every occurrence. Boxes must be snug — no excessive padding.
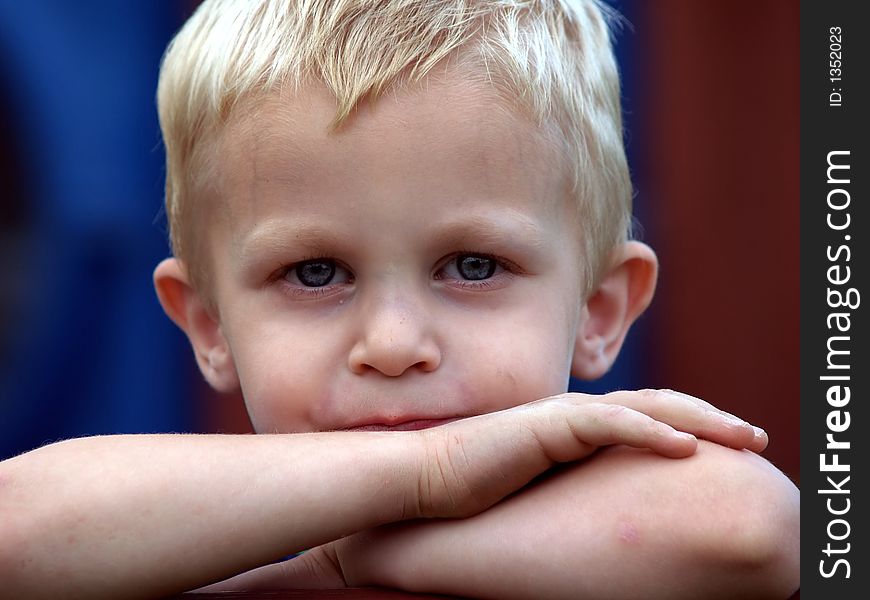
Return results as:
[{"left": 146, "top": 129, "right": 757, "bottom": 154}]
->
[{"left": 208, "top": 72, "right": 575, "bottom": 240}]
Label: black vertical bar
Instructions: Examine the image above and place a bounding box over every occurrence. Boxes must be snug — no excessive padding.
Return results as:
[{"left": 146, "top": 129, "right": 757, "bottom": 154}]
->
[{"left": 800, "top": 1, "right": 868, "bottom": 597}]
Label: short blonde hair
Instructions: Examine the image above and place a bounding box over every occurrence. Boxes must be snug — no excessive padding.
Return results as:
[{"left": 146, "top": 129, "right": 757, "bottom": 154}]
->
[{"left": 157, "top": 0, "right": 631, "bottom": 297}]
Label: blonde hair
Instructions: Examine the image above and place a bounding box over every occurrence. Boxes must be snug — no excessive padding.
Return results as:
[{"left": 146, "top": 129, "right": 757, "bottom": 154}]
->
[{"left": 157, "top": 0, "right": 631, "bottom": 297}]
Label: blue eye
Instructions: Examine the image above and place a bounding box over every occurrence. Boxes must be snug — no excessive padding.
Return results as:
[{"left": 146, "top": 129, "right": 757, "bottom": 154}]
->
[
  {"left": 294, "top": 260, "right": 336, "bottom": 287},
  {"left": 456, "top": 254, "right": 497, "bottom": 280},
  {"left": 277, "top": 258, "right": 352, "bottom": 299}
]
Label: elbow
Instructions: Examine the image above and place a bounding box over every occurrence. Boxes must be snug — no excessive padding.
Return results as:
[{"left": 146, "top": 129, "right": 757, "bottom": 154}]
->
[
  {"left": 694, "top": 446, "right": 800, "bottom": 598},
  {"left": 731, "top": 475, "right": 800, "bottom": 598}
]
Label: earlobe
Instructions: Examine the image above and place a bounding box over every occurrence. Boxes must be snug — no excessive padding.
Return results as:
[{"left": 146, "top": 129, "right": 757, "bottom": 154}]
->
[
  {"left": 571, "top": 241, "right": 658, "bottom": 380},
  {"left": 153, "top": 258, "right": 241, "bottom": 393}
]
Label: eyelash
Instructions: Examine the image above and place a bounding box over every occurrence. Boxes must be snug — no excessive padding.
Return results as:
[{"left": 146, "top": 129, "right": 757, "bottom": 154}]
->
[
  {"left": 434, "top": 251, "right": 517, "bottom": 290},
  {"left": 271, "top": 254, "right": 350, "bottom": 299},
  {"left": 270, "top": 252, "right": 518, "bottom": 298}
]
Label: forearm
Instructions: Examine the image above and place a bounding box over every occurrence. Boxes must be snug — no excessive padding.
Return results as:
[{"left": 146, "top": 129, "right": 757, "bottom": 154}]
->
[
  {"left": 0, "top": 390, "right": 772, "bottom": 597},
  {"left": 0, "top": 433, "right": 417, "bottom": 598},
  {"left": 341, "top": 442, "right": 800, "bottom": 599}
]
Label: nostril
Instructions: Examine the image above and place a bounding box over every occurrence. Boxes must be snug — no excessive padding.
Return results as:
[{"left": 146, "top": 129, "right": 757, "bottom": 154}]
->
[
  {"left": 348, "top": 329, "right": 441, "bottom": 377},
  {"left": 413, "top": 359, "right": 437, "bottom": 373},
  {"left": 352, "top": 358, "right": 434, "bottom": 378}
]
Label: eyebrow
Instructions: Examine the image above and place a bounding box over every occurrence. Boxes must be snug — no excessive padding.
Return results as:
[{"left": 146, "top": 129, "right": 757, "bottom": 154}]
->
[
  {"left": 235, "top": 210, "right": 551, "bottom": 268},
  {"left": 428, "top": 211, "right": 550, "bottom": 252},
  {"left": 234, "top": 219, "right": 349, "bottom": 269}
]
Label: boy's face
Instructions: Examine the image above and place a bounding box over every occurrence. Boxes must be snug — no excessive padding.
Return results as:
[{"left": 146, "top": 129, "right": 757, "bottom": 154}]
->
[{"left": 201, "top": 74, "right": 590, "bottom": 433}]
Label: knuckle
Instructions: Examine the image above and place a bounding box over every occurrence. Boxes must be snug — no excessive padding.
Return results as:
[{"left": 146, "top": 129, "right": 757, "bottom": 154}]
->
[
  {"left": 636, "top": 388, "right": 669, "bottom": 409},
  {"left": 527, "top": 393, "right": 569, "bottom": 411},
  {"left": 644, "top": 388, "right": 668, "bottom": 407},
  {"left": 610, "top": 388, "right": 662, "bottom": 408},
  {"left": 591, "top": 402, "right": 630, "bottom": 420}
]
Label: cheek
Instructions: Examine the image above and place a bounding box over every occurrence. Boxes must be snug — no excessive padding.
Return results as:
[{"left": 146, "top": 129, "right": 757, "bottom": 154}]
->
[
  {"left": 456, "top": 311, "right": 575, "bottom": 412},
  {"left": 231, "top": 330, "right": 335, "bottom": 433}
]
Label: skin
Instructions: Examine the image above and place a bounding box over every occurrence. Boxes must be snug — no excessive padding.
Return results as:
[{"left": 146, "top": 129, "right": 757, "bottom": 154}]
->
[
  {"left": 216, "top": 441, "right": 800, "bottom": 599},
  {"left": 0, "top": 72, "right": 798, "bottom": 597},
  {"left": 165, "top": 72, "right": 796, "bottom": 597},
  {"left": 170, "top": 72, "right": 656, "bottom": 431},
  {"left": 1, "top": 396, "right": 753, "bottom": 599}
]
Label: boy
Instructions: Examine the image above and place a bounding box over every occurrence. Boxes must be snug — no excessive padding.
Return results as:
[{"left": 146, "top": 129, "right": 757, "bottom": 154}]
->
[{"left": 0, "top": 0, "right": 799, "bottom": 597}]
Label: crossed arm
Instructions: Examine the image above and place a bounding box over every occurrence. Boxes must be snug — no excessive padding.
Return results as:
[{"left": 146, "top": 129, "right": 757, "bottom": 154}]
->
[
  {"left": 339, "top": 441, "right": 800, "bottom": 599},
  {"left": 0, "top": 390, "right": 799, "bottom": 598},
  {"left": 207, "top": 440, "right": 800, "bottom": 599}
]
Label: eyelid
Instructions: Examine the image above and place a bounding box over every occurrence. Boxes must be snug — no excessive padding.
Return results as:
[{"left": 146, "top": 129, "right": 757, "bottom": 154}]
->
[
  {"left": 434, "top": 252, "right": 520, "bottom": 292},
  {"left": 265, "top": 251, "right": 520, "bottom": 299},
  {"left": 270, "top": 255, "right": 349, "bottom": 279},
  {"left": 270, "top": 256, "right": 354, "bottom": 298},
  {"left": 435, "top": 251, "right": 522, "bottom": 276}
]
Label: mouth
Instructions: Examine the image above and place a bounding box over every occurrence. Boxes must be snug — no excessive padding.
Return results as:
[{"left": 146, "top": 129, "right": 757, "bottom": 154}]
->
[{"left": 342, "top": 417, "right": 461, "bottom": 432}]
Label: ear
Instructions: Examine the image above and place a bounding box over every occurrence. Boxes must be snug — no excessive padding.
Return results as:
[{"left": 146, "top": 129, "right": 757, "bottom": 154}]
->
[
  {"left": 153, "top": 258, "right": 240, "bottom": 393},
  {"left": 571, "top": 241, "right": 658, "bottom": 380}
]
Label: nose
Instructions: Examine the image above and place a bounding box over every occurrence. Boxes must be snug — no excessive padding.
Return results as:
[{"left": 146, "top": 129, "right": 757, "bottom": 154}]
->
[{"left": 348, "top": 295, "right": 441, "bottom": 377}]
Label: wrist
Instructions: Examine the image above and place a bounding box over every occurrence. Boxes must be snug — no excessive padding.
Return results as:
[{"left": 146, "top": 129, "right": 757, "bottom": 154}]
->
[{"left": 332, "top": 430, "right": 427, "bottom": 524}]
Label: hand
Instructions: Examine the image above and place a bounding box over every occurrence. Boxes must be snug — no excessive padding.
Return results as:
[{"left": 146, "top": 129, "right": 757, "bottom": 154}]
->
[
  {"left": 198, "top": 389, "right": 772, "bottom": 593},
  {"left": 411, "top": 388, "right": 765, "bottom": 519}
]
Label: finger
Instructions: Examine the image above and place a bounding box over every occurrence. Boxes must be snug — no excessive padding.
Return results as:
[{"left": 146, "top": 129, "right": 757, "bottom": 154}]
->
[
  {"left": 490, "top": 394, "right": 697, "bottom": 459},
  {"left": 598, "top": 389, "right": 762, "bottom": 451},
  {"left": 559, "top": 402, "right": 698, "bottom": 459},
  {"left": 415, "top": 400, "right": 698, "bottom": 519},
  {"left": 420, "top": 403, "right": 693, "bottom": 514},
  {"left": 659, "top": 389, "right": 769, "bottom": 452}
]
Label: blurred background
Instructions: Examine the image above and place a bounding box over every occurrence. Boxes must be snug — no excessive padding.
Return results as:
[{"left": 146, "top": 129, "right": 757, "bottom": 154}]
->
[{"left": 0, "top": 1, "right": 798, "bottom": 484}]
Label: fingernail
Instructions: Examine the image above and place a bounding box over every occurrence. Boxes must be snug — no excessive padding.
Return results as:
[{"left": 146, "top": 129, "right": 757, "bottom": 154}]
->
[
  {"left": 675, "top": 432, "right": 696, "bottom": 441},
  {"left": 753, "top": 426, "right": 766, "bottom": 438}
]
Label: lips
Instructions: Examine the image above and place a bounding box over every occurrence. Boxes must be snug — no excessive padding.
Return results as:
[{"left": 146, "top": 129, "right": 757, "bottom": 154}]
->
[{"left": 342, "top": 417, "right": 460, "bottom": 432}]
